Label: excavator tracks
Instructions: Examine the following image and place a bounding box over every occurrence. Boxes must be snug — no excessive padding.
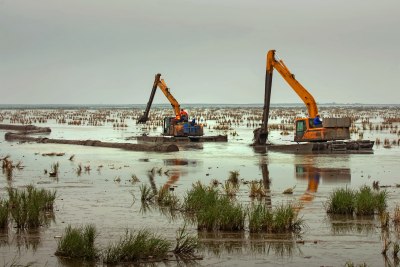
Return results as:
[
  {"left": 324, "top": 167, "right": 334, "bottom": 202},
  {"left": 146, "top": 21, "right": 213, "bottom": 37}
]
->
[
  {"left": 265, "top": 140, "right": 374, "bottom": 154},
  {"left": 312, "top": 140, "right": 374, "bottom": 154}
]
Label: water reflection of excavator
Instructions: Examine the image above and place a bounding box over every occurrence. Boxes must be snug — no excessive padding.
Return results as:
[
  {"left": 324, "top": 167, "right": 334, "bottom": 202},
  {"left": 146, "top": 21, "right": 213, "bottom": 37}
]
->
[
  {"left": 147, "top": 159, "right": 195, "bottom": 192},
  {"left": 296, "top": 164, "right": 351, "bottom": 203},
  {"left": 161, "top": 159, "right": 195, "bottom": 191},
  {"left": 253, "top": 50, "right": 374, "bottom": 152},
  {"left": 138, "top": 73, "right": 203, "bottom": 137}
]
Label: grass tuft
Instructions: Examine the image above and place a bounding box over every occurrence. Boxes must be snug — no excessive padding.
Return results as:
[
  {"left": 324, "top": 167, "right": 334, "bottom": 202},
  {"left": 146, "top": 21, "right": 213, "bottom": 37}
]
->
[
  {"left": 156, "top": 187, "right": 180, "bottom": 208},
  {"left": 326, "top": 187, "right": 355, "bottom": 215},
  {"left": 173, "top": 224, "right": 199, "bottom": 256},
  {"left": 0, "top": 199, "right": 9, "bottom": 228},
  {"left": 140, "top": 184, "right": 155, "bottom": 202},
  {"left": 228, "top": 170, "right": 240, "bottom": 184},
  {"left": 131, "top": 174, "right": 140, "bottom": 183},
  {"left": 49, "top": 162, "right": 59, "bottom": 177},
  {"left": 103, "top": 229, "right": 171, "bottom": 264},
  {"left": 184, "top": 182, "right": 245, "bottom": 231},
  {"left": 8, "top": 185, "right": 57, "bottom": 229},
  {"left": 326, "top": 186, "right": 387, "bottom": 216},
  {"left": 55, "top": 224, "right": 99, "bottom": 260},
  {"left": 248, "top": 203, "right": 304, "bottom": 233},
  {"left": 222, "top": 181, "right": 239, "bottom": 197},
  {"left": 393, "top": 241, "right": 400, "bottom": 258},
  {"left": 394, "top": 205, "right": 400, "bottom": 225},
  {"left": 248, "top": 180, "right": 267, "bottom": 199}
]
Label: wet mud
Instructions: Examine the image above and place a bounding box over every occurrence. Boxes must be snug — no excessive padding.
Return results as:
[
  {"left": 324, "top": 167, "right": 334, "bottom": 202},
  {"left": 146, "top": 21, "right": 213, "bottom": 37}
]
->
[{"left": 0, "top": 106, "right": 400, "bottom": 266}]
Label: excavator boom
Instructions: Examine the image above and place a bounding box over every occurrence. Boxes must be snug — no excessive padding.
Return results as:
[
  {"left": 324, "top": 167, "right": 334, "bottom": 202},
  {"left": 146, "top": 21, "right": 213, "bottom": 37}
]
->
[
  {"left": 138, "top": 73, "right": 180, "bottom": 123},
  {"left": 267, "top": 50, "right": 318, "bottom": 118},
  {"left": 255, "top": 50, "right": 319, "bottom": 145},
  {"left": 158, "top": 79, "right": 181, "bottom": 117}
]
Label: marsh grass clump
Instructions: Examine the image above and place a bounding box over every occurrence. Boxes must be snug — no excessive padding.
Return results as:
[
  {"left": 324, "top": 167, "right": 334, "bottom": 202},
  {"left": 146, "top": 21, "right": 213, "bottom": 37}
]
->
[
  {"left": 248, "top": 203, "right": 303, "bottom": 233},
  {"left": 222, "top": 180, "right": 239, "bottom": 197},
  {"left": 184, "top": 182, "right": 245, "bottom": 231},
  {"left": 393, "top": 241, "right": 400, "bottom": 258},
  {"left": 2, "top": 156, "right": 15, "bottom": 180},
  {"left": 140, "top": 184, "right": 155, "bottom": 202},
  {"left": 380, "top": 211, "right": 390, "bottom": 228},
  {"left": 354, "top": 185, "right": 384, "bottom": 215},
  {"left": 216, "top": 197, "right": 245, "bottom": 231},
  {"left": 393, "top": 205, "right": 400, "bottom": 225},
  {"left": 173, "top": 224, "right": 199, "bottom": 256},
  {"left": 326, "top": 187, "right": 355, "bottom": 215},
  {"left": 326, "top": 186, "right": 387, "bottom": 216},
  {"left": 156, "top": 187, "right": 180, "bottom": 209},
  {"left": 248, "top": 203, "right": 272, "bottom": 233},
  {"left": 103, "top": 229, "right": 171, "bottom": 264},
  {"left": 0, "top": 199, "right": 9, "bottom": 228},
  {"left": 345, "top": 261, "right": 367, "bottom": 267},
  {"left": 273, "top": 204, "right": 303, "bottom": 233},
  {"left": 8, "top": 185, "right": 57, "bottom": 229},
  {"left": 49, "top": 162, "right": 59, "bottom": 177},
  {"left": 55, "top": 224, "right": 99, "bottom": 260},
  {"left": 374, "top": 189, "right": 388, "bottom": 214},
  {"left": 354, "top": 186, "right": 376, "bottom": 215},
  {"left": 183, "top": 182, "right": 219, "bottom": 212},
  {"left": 228, "top": 170, "right": 240, "bottom": 184},
  {"left": 248, "top": 180, "right": 267, "bottom": 199},
  {"left": 130, "top": 174, "right": 140, "bottom": 183}
]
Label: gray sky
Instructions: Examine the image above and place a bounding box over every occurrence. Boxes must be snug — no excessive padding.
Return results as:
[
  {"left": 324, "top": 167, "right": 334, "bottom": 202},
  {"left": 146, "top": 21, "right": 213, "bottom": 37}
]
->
[{"left": 1, "top": 0, "right": 399, "bottom": 105}]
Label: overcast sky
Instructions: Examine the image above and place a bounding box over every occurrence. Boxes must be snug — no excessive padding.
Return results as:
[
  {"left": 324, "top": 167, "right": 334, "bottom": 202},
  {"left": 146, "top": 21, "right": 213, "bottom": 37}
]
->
[{"left": 1, "top": 0, "right": 399, "bottom": 105}]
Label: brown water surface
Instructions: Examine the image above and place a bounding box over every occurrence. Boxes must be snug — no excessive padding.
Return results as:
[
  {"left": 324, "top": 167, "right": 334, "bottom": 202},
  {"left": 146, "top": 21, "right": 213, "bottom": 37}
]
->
[{"left": 0, "top": 106, "right": 399, "bottom": 266}]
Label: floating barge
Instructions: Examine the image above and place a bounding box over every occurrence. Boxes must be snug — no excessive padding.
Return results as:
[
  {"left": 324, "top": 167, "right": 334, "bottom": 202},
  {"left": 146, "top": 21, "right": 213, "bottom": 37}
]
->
[
  {"left": 136, "top": 134, "right": 228, "bottom": 143},
  {"left": 264, "top": 140, "right": 374, "bottom": 154}
]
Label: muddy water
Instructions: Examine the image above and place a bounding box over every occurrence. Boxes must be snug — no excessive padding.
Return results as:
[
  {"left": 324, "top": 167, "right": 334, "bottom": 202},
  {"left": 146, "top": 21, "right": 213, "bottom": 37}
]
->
[{"left": 0, "top": 108, "right": 400, "bottom": 266}]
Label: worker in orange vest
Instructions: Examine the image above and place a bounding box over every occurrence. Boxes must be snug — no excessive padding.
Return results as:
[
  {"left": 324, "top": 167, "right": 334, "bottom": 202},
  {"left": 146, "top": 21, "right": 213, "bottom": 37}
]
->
[{"left": 180, "top": 109, "right": 188, "bottom": 122}]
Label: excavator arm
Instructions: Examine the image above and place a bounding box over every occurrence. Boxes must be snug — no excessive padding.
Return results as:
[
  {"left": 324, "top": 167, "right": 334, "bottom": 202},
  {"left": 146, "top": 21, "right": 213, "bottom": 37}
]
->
[
  {"left": 157, "top": 78, "right": 181, "bottom": 117},
  {"left": 253, "top": 50, "right": 319, "bottom": 145},
  {"left": 267, "top": 50, "right": 318, "bottom": 118},
  {"left": 138, "top": 73, "right": 181, "bottom": 123}
]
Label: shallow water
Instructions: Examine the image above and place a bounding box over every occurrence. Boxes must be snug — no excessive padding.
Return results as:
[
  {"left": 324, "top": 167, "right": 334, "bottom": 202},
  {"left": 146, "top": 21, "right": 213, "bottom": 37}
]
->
[{"left": 0, "top": 107, "right": 400, "bottom": 266}]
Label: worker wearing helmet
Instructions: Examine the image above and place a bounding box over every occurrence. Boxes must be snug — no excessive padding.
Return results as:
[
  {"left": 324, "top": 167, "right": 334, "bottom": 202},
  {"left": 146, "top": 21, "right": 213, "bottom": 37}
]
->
[
  {"left": 180, "top": 109, "right": 188, "bottom": 122},
  {"left": 313, "top": 114, "right": 322, "bottom": 127}
]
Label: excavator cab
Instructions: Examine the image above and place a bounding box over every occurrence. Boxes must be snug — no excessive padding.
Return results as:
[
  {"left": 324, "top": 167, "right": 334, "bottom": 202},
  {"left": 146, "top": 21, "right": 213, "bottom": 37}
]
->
[
  {"left": 295, "top": 118, "right": 323, "bottom": 141},
  {"left": 295, "top": 119, "right": 307, "bottom": 141},
  {"left": 295, "top": 117, "right": 351, "bottom": 142}
]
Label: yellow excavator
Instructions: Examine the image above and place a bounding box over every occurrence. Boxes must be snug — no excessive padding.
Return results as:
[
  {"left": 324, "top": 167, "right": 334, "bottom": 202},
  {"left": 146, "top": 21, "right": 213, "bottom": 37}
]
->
[
  {"left": 138, "top": 73, "right": 204, "bottom": 137},
  {"left": 253, "top": 50, "right": 374, "bottom": 152}
]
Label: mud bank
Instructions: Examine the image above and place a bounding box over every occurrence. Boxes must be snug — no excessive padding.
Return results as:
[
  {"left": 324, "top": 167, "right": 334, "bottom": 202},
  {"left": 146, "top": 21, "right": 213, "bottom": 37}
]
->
[{"left": 1, "top": 124, "right": 178, "bottom": 152}]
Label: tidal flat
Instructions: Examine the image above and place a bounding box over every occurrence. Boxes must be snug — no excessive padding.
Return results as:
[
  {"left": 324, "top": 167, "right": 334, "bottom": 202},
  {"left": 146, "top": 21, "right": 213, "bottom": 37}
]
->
[{"left": 0, "top": 104, "right": 399, "bottom": 266}]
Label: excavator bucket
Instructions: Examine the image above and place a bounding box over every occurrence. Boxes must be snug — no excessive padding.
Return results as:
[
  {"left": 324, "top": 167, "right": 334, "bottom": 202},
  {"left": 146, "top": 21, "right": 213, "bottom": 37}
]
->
[
  {"left": 253, "top": 128, "right": 268, "bottom": 146},
  {"left": 137, "top": 114, "right": 148, "bottom": 124}
]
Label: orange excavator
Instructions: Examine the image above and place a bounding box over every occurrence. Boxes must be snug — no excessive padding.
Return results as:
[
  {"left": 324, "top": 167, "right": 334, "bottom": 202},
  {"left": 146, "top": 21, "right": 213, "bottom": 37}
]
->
[
  {"left": 138, "top": 73, "right": 203, "bottom": 137},
  {"left": 253, "top": 50, "right": 374, "bottom": 152}
]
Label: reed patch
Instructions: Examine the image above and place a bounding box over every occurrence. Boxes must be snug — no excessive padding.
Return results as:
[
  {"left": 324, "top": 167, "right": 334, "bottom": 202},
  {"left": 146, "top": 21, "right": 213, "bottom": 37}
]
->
[
  {"left": 55, "top": 224, "right": 99, "bottom": 260},
  {"left": 326, "top": 186, "right": 387, "bottom": 216},
  {"left": 8, "top": 185, "right": 56, "bottom": 229}
]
